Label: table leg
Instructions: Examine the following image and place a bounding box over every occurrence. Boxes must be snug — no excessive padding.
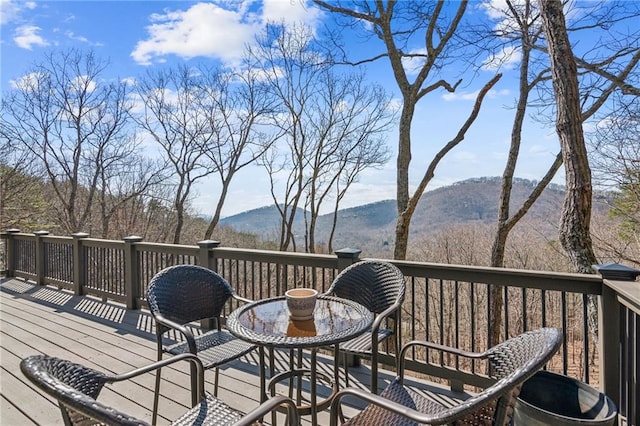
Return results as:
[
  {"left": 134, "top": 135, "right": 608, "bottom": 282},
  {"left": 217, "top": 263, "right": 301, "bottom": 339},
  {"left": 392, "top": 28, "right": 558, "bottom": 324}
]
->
[
  {"left": 287, "top": 349, "right": 294, "bottom": 399},
  {"left": 259, "top": 346, "right": 267, "bottom": 403},
  {"left": 333, "top": 343, "right": 340, "bottom": 392},
  {"left": 296, "top": 349, "right": 303, "bottom": 405},
  {"left": 310, "top": 349, "right": 318, "bottom": 426}
]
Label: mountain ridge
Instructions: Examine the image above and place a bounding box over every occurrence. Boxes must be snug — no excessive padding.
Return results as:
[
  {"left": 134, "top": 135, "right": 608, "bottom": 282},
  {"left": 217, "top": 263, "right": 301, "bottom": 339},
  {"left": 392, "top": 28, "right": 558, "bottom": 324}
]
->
[{"left": 219, "top": 177, "right": 609, "bottom": 248}]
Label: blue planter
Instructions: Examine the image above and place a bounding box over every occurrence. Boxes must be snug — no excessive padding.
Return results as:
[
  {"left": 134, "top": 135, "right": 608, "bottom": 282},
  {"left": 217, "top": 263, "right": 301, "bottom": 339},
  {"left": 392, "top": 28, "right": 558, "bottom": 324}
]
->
[{"left": 513, "top": 371, "right": 617, "bottom": 425}]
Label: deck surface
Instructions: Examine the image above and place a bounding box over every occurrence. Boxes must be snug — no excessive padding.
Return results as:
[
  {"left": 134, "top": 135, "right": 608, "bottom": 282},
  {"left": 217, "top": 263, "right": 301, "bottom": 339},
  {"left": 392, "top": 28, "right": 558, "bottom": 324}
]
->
[{"left": 0, "top": 277, "right": 463, "bottom": 425}]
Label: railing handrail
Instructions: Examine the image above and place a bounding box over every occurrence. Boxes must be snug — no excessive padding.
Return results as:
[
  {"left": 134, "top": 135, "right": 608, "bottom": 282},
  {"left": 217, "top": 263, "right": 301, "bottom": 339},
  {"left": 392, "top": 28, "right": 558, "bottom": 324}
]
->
[
  {"left": 2, "top": 232, "right": 605, "bottom": 293},
  {"left": 212, "top": 246, "right": 338, "bottom": 266},
  {"left": 384, "top": 257, "right": 603, "bottom": 294},
  {"left": 603, "top": 278, "right": 640, "bottom": 314}
]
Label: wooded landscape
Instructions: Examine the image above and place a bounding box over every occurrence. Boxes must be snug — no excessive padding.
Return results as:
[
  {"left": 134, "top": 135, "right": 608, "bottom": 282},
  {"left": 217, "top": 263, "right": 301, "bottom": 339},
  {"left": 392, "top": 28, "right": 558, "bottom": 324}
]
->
[{"left": 1, "top": 0, "right": 639, "bottom": 277}]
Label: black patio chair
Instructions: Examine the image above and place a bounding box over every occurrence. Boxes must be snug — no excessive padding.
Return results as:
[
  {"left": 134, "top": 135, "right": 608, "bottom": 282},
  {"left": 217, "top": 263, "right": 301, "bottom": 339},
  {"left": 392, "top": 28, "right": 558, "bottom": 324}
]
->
[
  {"left": 323, "top": 260, "right": 406, "bottom": 394},
  {"left": 147, "top": 265, "right": 257, "bottom": 424},
  {"left": 329, "top": 327, "right": 563, "bottom": 425},
  {"left": 21, "top": 353, "right": 299, "bottom": 426}
]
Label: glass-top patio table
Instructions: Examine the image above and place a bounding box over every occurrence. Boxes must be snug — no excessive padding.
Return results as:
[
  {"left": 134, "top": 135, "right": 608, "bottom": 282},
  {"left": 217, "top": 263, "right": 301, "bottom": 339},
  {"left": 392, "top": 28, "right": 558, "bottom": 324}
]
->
[{"left": 227, "top": 295, "right": 373, "bottom": 425}]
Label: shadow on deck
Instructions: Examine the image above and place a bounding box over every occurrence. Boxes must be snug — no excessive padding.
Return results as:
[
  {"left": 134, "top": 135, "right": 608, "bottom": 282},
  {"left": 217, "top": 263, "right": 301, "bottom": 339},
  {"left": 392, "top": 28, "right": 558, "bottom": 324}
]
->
[{"left": 0, "top": 277, "right": 466, "bottom": 425}]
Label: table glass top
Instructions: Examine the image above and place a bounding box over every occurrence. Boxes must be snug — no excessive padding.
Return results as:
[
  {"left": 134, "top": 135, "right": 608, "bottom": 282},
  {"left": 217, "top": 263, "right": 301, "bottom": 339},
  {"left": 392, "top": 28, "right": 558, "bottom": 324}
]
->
[{"left": 227, "top": 296, "right": 373, "bottom": 348}]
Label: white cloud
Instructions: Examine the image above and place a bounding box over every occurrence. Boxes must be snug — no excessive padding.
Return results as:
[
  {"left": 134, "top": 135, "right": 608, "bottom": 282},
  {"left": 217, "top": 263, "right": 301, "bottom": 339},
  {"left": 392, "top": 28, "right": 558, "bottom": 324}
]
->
[
  {"left": 131, "top": 1, "right": 321, "bottom": 66},
  {"left": 443, "top": 90, "right": 479, "bottom": 101},
  {"left": 482, "top": 46, "right": 522, "bottom": 71},
  {"left": 69, "top": 75, "right": 96, "bottom": 94},
  {"left": 480, "top": 0, "right": 531, "bottom": 32},
  {"left": 262, "top": 0, "right": 321, "bottom": 26},
  {"left": 1, "top": 0, "right": 23, "bottom": 25},
  {"left": 65, "top": 31, "right": 102, "bottom": 46},
  {"left": 10, "top": 71, "right": 44, "bottom": 90},
  {"left": 479, "top": 0, "right": 510, "bottom": 20},
  {"left": 1, "top": 0, "right": 37, "bottom": 26},
  {"left": 121, "top": 77, "right": 137, "bottom": 86},
  {"left": 401, "top": 48, "right": 427, "bottom": 77},
  {"left": 131, "top": 3, "right": 260, "bottom": 66},
  {"left": 442, "top": 88, "right": 509, "bottom": 102},
  {"left": 14, "top": 25, "right": 49, "bottom": 49}
]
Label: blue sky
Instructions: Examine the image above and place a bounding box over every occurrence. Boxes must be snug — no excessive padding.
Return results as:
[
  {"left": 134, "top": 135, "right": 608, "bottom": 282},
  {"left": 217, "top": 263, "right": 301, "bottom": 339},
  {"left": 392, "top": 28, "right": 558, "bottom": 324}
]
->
[{"left": 1, "top": 0, "right": 566, "bottom": 217}]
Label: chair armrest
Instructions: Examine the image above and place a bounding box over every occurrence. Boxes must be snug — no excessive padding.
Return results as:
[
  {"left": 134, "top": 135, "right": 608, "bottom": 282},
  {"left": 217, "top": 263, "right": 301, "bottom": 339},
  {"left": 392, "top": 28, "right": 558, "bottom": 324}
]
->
[
  {"left": 398, "top": 340, "right": 486, "bottom": 381},
  {"left": 400, "top": 340, "right": 486, "bottom": 360},
  {"left": 371, "top": 302, "right": 401, "bottom": 333},
  {"left": 330, "top": 387, "right": 449, "bottom": 426},
  {"left": 330, "top": 384, "right": 511, "bottom": 426},
  {"left": 154, "top": 313, "right": 198, "bottom": 353},
  {"left": 109, "top": 354, "right": 205, "bottom": 403},
  {"left": 232, "top": 294, "right": 254, "bottom": 305},
  {"left": 233, "top": 395, "right": 300, "bottom": 426}
]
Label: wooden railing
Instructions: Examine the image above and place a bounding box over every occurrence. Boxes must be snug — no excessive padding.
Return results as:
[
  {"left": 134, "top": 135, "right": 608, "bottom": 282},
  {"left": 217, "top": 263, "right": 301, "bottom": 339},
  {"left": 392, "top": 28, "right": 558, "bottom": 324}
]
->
[{"left": 2, "top": 229, "right": 638, "bottom": 424}]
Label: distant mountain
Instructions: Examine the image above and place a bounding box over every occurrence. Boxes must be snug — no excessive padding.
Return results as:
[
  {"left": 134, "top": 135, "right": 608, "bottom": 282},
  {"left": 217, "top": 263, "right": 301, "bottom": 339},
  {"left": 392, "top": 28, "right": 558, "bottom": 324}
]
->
[
  {"left": 219, "top": 177, "right": 610, "bottom": 248},
  {"left": 219, "top": 205, "right": 297, "bottom": 235}
]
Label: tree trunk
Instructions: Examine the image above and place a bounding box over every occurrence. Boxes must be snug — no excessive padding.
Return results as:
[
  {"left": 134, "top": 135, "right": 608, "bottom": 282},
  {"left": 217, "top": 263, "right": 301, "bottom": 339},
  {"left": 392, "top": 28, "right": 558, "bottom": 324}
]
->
[
  {"left": 539, "top": 0, "right": 598, "bottom": 273},
  {"left": 393, "top": 100, "right": 416, "bottom": 260}
]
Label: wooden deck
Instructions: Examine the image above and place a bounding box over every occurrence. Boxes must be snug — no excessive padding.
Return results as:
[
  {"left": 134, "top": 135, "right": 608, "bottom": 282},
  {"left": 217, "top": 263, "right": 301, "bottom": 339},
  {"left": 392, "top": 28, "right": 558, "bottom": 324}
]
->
[{"left": 1, "top": 277, "right": 465, "bottom": 425}]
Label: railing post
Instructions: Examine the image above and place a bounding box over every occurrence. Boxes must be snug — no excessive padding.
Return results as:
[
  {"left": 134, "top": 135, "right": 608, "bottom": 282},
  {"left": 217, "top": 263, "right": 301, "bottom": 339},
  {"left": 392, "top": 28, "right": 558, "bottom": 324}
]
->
[
  {"left": 1, "top": 228, "right": 20, "bottom": 277},
  {"left": 598, "top": 283, "right": 620, "bottom": 408},
  {"left": 71, "top": 232, "right": 89, "bottom": 296},
  {"left": 34, "top": 230, "right": 49, "bottom": 286},
  {"left": 594, "top": 262, "right": 640, "bottom": 423},
  {"left": 123, "top": 236, "right": 143, "bottom": 310},
  {"left": 197, "top": 240, "right": 220, "bottom": 271},
  {"left": 198, "top": 240, "right": 221, "bottom": 330},
  {"left": 335, "top": 248, "right": 361, "bottom": 271}
]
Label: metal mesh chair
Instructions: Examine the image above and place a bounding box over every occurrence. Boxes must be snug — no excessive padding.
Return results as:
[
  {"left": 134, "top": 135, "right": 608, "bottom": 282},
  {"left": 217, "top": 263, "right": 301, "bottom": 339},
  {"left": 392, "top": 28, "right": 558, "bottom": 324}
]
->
[
  {"left": 21, "top": 353, "right": 299, "bottom": 426},
  {"left": 329, "top": 327, "right": 563, "bottom": 426},
  {"left": 324, "top": 260, "right": 406, "bottom": 393},
  {"left": 147, "top": 265, "right": 257, "bottom": 424}
]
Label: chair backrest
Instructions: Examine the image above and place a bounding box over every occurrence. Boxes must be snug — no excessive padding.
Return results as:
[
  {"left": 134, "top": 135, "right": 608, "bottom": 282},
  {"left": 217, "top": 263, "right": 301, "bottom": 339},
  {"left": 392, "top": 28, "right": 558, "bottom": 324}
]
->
[
  {"left": 326, "top": 260, "right": 406, "bottom": 315},
  {"left": 450, "top": 327, "right": 563, "bottom": 425},
  {"left": 147, "top": 265, "right": 234, "bottom": 325},
  {"left": 20, "top": 355, "right": 147, "bottom": 426},
  {"left": 487, "top": 327, "right": 561, "bottom": 381}
]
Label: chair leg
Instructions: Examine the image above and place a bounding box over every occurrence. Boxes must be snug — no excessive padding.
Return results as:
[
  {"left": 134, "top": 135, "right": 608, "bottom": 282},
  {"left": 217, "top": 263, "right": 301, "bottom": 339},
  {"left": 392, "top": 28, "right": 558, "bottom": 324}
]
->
[
  {"left": 191, "top": 362, "right": 199, "bottom": 406},
  {"left": 214, "top": 367, "right": 219, "bottom": 397},
  {"left": 152, "top": 366, "right": 162, "bottom": 425},
  {"left": 371, "top": 350, "right": 378, "bottom": 394},
  {"left": 343, "top": 352, "right": 349, "bottom": 387},
  {"left": 269, "top": 347, "right": 275, "bottom": 378},
  {"left": 153, "top": 337, "right": 164, "bottom": 426}
]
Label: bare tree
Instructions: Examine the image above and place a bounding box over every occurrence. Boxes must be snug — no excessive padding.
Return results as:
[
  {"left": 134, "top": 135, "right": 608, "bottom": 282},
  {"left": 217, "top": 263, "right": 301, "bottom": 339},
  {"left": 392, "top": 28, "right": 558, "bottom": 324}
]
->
[
  {"left": 589, "top": 94, "right": 640, "bottom": 266},
  {"left": 95, "top": 154, "right": 165, "bottom": 238},
  {"left": 478, "top": 0, "right": 639, "bottom": 344},
  {"left": 539, "top": 0, "right": 597, "bottom": 272},
  {"left": 135, "top": 65, "right": 217, "bottom": 244},
  {"left": 0, "top": 142, "right": 50, "bottom": 231},
  {"left": 197, "top": 65, "right": 280, "bottom": 239},
  {"left": 325, "top": 131, "right": 392, "bottom": 252},
  {"left": 249, "top": 23, "right": 394, "bottom": 252},
  {"left": 0, "top": 49, "right": 142, "bottom": 235},
  {"left": 313, "top": 0, "right": 501, "bottom": 260},
  {"left": 302, "top": 71, "right": 394, "bottom": 253}
]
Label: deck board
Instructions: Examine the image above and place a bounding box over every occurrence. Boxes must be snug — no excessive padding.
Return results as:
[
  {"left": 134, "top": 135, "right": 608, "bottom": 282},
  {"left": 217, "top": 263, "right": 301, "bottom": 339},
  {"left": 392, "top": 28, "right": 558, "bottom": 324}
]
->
[{"left": 1, "top": 277, "right": 461, "bottom": 425}]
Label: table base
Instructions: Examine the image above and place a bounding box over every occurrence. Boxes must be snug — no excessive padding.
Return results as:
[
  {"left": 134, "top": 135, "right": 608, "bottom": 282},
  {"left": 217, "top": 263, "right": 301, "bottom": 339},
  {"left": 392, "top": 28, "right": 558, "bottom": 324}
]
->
[{"left": 268, "top": 369, "right": 337, "bottom": 415}]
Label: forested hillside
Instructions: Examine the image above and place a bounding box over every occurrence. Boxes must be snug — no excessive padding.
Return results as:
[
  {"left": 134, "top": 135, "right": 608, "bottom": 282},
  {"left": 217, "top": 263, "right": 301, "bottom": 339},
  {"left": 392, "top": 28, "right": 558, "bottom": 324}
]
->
[{"left": 220, "top": 177, "right": 613, "bottom": 251}]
